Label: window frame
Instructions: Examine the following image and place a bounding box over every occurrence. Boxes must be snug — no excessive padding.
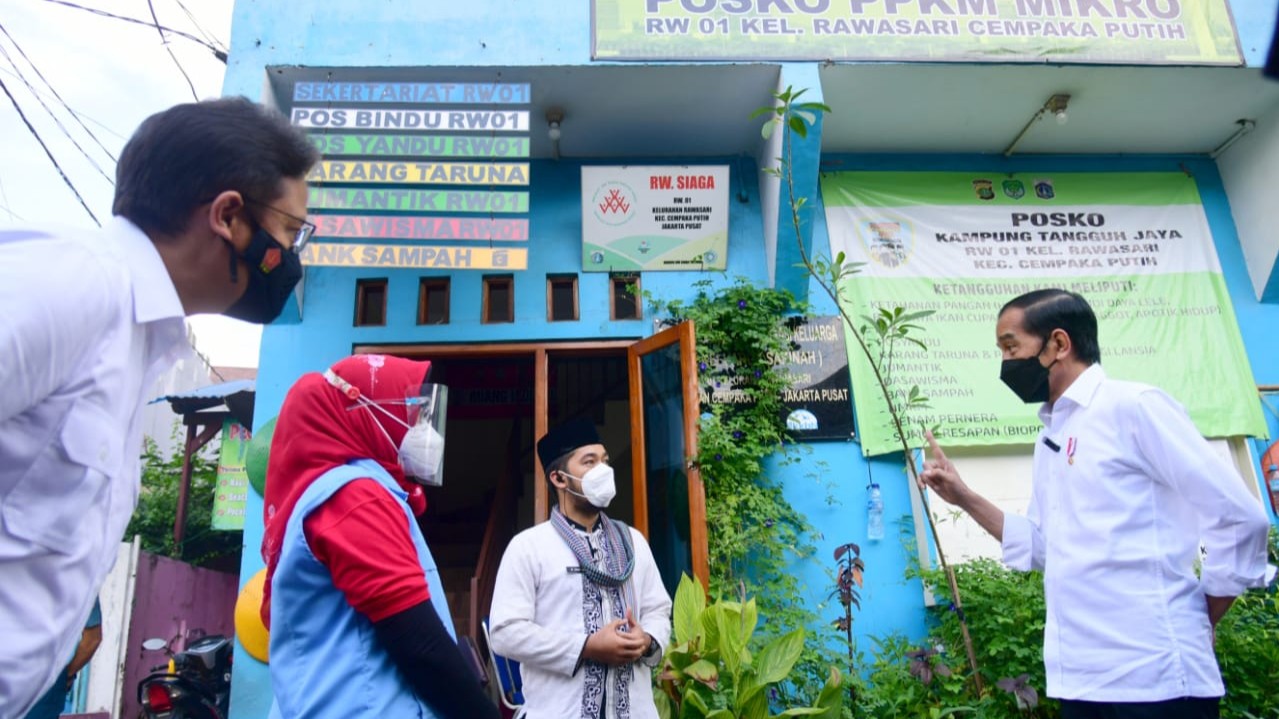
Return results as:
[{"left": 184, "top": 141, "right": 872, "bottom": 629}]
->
[
  {"left": 610, "top": 273, "right": 641, "bottom": 321},
  {"left": 546, "top": 273, "right": 580, "bottom": 322},
  {"left": 482, "top": 274, "right": 515, "bottom": 324},
  {"left": 417, "top": 277, "right": 451, "bottom": 326},
  {"left": 354, "top": 278, "right": 389, "bottom": 327}
]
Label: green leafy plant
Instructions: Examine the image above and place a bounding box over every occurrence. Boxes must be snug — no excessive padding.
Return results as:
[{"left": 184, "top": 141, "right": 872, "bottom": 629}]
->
[
  {"left": 856, "top": 634, "right": 985, "bottom": 719},
  {"left": 655, "top": 574, "right": 844, "bottom": 719},
  {"left": 650, "top": 279, "right": 844, "bottom": 704},
  {"left": 756, "top": 86, "right": 984, "bottom": 692},
  {"left": 125, "top": 437, "right": 242, "bottom": 569},
  {"left": 921, "top": 560, "right": 1055, "bottom": 718}
]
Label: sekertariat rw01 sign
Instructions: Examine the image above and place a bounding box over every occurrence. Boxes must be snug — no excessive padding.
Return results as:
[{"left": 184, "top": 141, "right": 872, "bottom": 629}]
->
[{"left": 592, "top": 0, "right": 1242, "bottom": 66}]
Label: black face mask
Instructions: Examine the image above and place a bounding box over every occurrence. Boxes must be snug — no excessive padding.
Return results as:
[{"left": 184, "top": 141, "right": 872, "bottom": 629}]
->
[
  {"left": 999, "top": 342, "right": 1056, "bottom": 404},
  {"left": 223, "top": 225, "right": 303, "bottom": 324}
]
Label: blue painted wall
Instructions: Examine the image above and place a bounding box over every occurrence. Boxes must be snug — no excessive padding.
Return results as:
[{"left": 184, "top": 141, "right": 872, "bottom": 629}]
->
[{"left": 1233, "top": 0, "right": 1279, "bottom": 67}]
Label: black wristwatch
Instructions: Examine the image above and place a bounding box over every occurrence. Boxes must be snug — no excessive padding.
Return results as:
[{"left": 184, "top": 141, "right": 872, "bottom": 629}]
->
[{"left": 642, "top": 634, "right": 660, "bottom": 659}]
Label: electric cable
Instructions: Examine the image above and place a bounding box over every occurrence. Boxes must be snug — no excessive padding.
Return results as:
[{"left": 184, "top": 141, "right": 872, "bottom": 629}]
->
[
  {"left": 0, "top": 175, "right": 23, "bottom": 222},
  {"left": 170, "top": 0, "right": 227, "bottom": 52},
  {"left": 40, "top": 0, "right": 227, "bottom": 62},
  {"left": 0, "top": 75, "right": 100, "bottom": 226},
  {"left": 0, "top": 22, "right": 117, "bottom": 161},
  {"left": 0, "top": 202, "right": 25, "bottom": 222},
  {"left": 0, "top": 33, "right": 113, "bottom": 183},
  {"left": 0, "top": 67, "right": 128, "bottom": 142},
  {"left": 146, "top": 0, "right": 200, "bottom": 102},
  {"left": 0, "top": 72, "right": 133, "bottom": 142}
]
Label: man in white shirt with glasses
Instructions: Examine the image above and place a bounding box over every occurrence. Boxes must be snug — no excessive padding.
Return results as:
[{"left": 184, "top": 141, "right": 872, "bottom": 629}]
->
[
  {"left": 0, "top": 97, "right": 318, "bottom": 718},
  {"left": 921, "top": 288, "right": 1274, "bottom": 719}
]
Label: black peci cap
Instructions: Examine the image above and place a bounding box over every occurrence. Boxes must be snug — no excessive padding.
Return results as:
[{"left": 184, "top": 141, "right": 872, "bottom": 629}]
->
[{"left": 536, "top": 418, "right": 602, "bottom": 472}]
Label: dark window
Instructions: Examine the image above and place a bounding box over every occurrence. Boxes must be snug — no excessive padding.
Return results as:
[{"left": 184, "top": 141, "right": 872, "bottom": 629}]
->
[
  {"left": 547, "top": 274, "right": 579, "bottom": 322},
  {"left": 417, "top": 278, "right": 450, "bottom": 325},
  {"left": 355, "top": 279, "right": 387, "bottom": 326},
  {"left": 611, "top": 274, "right": 640, "bottom": 321},
  {"left": 483, "top": 275, "right": 514, "bottom": 324}
]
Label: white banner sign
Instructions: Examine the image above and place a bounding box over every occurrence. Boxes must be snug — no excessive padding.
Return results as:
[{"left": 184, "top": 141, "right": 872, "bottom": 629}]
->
[{"left": 581, "top": 165, "right": 729, "bottom": 272}]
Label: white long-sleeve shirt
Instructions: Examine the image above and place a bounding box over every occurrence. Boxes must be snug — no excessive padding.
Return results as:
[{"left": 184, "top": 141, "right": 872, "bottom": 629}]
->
[
  {"left": 490, "top": 518, "right": 672, "bottom": 719},
  {"left": 0, "top": 218, "right": 187, "bottom": 718},
  {"left": 1001, "top": 364, "right": 1274, "bottom": 702}
]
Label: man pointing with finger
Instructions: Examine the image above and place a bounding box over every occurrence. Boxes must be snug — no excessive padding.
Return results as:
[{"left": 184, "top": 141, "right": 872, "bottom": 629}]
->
[
  {"left": 920, "top": 288, "right": 1273, "bottom": 719},
  {"left": 490, "top": 418, "right": 672, "bottom": 719}
]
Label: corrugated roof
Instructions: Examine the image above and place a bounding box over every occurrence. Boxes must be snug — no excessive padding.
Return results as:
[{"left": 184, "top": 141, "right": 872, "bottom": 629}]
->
[{"left": 151, "top": 379, "right": 255, "bottom": 404}]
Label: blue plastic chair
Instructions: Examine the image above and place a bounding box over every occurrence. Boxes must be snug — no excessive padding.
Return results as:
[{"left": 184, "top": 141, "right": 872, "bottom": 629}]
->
[{"left": 481, "top": 619, "right": 524, "bottom": 714}]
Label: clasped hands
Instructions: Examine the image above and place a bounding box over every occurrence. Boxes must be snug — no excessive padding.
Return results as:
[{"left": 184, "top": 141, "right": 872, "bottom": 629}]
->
[{"left": 583, "top": 609, "right": 652, "bottom": 666}]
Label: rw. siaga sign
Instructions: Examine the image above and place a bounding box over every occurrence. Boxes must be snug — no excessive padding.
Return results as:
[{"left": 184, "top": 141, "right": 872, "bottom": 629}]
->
[{"left": 593, "top": 0, "right": 1242, "bottom": 65}]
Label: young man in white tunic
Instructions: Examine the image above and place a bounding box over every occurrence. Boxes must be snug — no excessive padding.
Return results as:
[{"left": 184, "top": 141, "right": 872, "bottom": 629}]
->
[
  {"left": 490, "top": 418, "right": 672, "bottom": 719},
  {"left": 920, "top": 289, "right": 1275, "bottom": 719}
]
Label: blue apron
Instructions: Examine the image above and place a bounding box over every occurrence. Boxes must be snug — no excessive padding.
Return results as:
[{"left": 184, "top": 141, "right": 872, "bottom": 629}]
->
[{"left": 268, "top": 459, "right": 454, "bottom": 719}]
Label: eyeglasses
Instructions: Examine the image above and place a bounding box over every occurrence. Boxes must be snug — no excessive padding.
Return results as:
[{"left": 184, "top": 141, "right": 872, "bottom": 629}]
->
[{"left": 243, "top": 198, "right": 316, "bottom": 253}]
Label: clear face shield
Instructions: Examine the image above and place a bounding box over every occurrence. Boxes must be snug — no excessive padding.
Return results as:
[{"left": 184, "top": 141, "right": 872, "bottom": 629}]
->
[{"left": 324, "top": 370, "right": 449, "bottom": 486}]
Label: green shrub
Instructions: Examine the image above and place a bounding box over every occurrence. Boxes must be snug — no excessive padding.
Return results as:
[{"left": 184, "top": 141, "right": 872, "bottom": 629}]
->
[
  {"left": 897, "top": 538, "right": 1279, "bottom": 719},
  {"left": 654, "top": 574, "right": 843, "bottom": 719},
  {"left": 923, "top": 559, "right": 1056, "bottom": 719},
  {"left": 856, "top": 634, "right": 991, "bottom": 719},
  {"left": 1215, "top": 528, "right": 1279, "bottom": 719},
  {"left": 125, "top": 437, "right": 242, "bottom": 569}
]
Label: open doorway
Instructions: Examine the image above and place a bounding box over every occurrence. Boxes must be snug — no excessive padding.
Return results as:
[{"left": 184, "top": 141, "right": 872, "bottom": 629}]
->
[
  {"left": 416, "top": 355, "right": 535, "bottom": 638},
  {"left": 388, "top": 347, "right": 636, "bottom": 638},
  {"left": 360, "top": 329, "right": 706, "bottom": 641}
]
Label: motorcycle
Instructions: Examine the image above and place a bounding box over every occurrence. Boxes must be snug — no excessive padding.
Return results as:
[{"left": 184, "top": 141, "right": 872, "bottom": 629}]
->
[{"left": 136, "top": 634, "right": 233, "bottom": 719}]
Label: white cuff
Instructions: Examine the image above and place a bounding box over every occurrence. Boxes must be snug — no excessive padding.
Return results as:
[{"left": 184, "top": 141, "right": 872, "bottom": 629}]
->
[
  {"left": 1200, "top": 564, "right": 1277, "bottom": 598},
  {"left": 1000, "top": 514, "right": 1035, "bottom": 572}
]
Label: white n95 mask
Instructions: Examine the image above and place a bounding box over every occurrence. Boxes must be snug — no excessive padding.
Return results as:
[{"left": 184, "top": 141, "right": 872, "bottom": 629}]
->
[
  {"left": 400, "top": 422, "right": 445, "bottom": 486},
  {"left": 564, "top": 464, "right": 617, "bottom": 508}
]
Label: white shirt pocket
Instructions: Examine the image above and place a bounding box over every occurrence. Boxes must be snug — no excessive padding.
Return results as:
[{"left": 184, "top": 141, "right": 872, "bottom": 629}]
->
[{"left": 2, "top": 402, "right": 118, "bottom": 553}]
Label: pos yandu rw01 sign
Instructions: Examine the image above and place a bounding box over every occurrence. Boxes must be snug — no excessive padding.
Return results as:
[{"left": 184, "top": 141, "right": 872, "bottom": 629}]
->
[
  {"left": 212, "top": 421, "right": 251, "bottom": 530},
  {"left": 592, "top": 0, "right": 1242, "bottom": 66},
  {"left": 821, "top": 171, "right": 1265, "bottom": 456},
  {"left": 582, "top": 166, "right": 729, "bottom": 272}
]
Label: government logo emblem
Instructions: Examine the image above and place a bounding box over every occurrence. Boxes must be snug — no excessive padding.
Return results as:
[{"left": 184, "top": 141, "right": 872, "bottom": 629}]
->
[
  {"left": 1002, "top": 180, "right": 1025, "bottom": 200},
  {"left": 862, "top": 221, "right": 911, "bottom": 269}
]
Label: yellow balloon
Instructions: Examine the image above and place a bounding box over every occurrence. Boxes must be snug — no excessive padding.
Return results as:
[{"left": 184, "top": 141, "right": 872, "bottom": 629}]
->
[{"left": 234, "top": 569, "right": 270, "bottom": 663}]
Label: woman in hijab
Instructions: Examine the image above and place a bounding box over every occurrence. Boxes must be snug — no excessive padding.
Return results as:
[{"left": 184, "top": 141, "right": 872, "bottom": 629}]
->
[{"left": 260, "top": 354, "right": 498, "bottom": 719}]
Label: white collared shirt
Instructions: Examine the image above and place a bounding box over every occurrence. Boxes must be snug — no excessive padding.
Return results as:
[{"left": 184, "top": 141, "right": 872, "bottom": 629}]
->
[
  {"left": 1001, "top": 364, "right": 1274, "bottom": 702},
  {"left": 490, "top": 520, "right": 673, "bottom": 719},
  {"left": 0, "top": 217, "right": 188, "bottom": 718}
]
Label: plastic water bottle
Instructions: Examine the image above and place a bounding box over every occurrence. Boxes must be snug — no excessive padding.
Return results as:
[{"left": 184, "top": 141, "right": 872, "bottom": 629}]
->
[
  {"left": 867, "top": 483, "right": 885, "bottom": 541},
  {"left": 1268, "top": 464, "right": 1279, "bottom": 493}
]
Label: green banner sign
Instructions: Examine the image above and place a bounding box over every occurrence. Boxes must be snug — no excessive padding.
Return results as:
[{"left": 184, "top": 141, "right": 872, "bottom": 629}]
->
[
  {"left": 821, "top": 171, "right": 1264, "bottom": 456},
  {"left": 593, "top": 0, "right": 1242, "bottom": 65},
  {"left": 309, "top": 133, "right": 529, "bottom": 158},
  {"left": 309, "top": 188, "right": 529, "bottom": 214},
  {"left": 212, "top": 420, "right": 250, "bottom": 530}
]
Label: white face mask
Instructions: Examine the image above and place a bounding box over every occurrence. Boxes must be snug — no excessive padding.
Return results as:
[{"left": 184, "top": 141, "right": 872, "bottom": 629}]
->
[
  {"left": 399, "top": 421, "right": 446, "bottom": 486},
  {"left": 561, "top": 464, "right": 616, "bottom": 509},
  {"left": 364, "top": 401, "right": 446, "bottom": 487}
]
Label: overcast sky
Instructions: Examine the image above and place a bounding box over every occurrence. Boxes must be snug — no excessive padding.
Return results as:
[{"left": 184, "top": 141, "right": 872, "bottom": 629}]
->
[{"left": 0, "top": 0, "right": 264, "bottom": 368}]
